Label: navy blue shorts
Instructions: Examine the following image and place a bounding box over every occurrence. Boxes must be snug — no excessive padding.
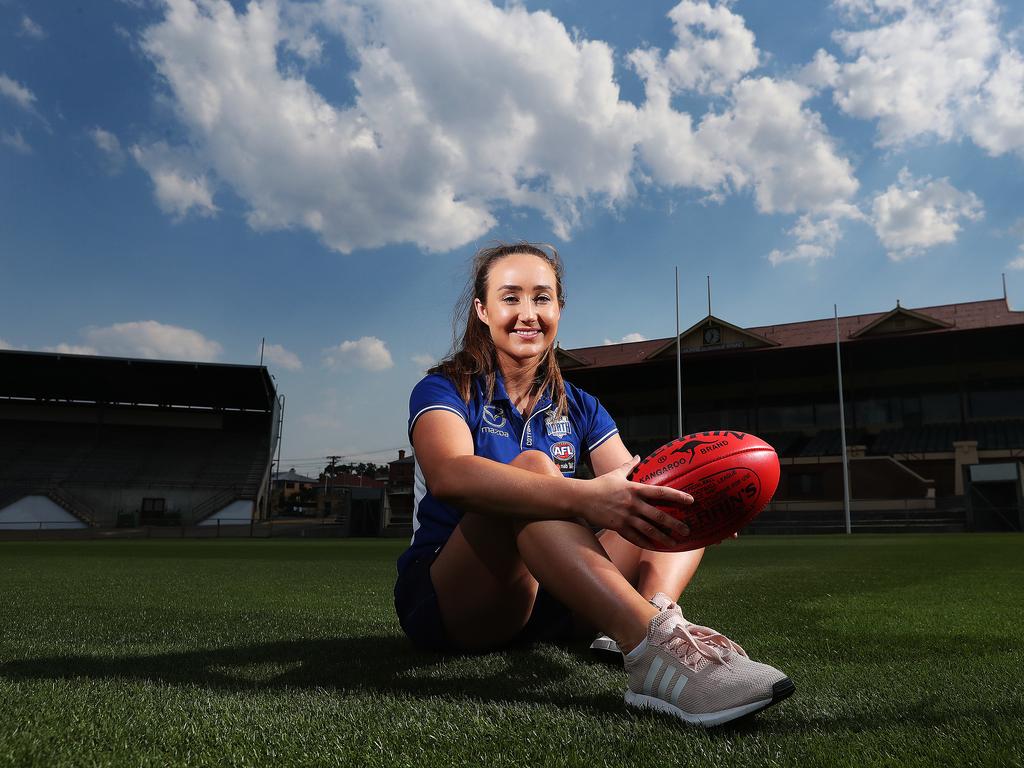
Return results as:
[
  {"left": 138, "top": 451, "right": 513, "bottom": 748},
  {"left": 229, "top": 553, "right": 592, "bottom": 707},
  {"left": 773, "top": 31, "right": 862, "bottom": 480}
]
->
[{"left": 394, "top": 550, "right": 576, "bottom": 653}]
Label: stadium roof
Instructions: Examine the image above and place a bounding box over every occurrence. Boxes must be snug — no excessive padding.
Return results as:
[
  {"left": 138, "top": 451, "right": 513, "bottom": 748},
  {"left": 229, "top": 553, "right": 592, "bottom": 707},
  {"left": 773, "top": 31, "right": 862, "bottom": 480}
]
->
[
  {"left": 560, "top": 297, "right": 1024, "bottom": 370},
  {"left": 0, "top": 350, "right": 277, "bottom": 411}
]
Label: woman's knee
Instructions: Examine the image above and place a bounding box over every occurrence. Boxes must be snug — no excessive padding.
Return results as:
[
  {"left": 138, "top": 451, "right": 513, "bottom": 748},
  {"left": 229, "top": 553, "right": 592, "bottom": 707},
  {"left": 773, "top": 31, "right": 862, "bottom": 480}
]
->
[{"left": 510, "top": 449, "right": 563, "bottom": 477}]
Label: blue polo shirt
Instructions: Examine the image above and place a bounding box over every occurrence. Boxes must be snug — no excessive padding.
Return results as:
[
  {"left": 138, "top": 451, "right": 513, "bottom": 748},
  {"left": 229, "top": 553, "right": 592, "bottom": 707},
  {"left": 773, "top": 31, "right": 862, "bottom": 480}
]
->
[{"left": 397, "top": 372, "right": 619, "bottom": 574}]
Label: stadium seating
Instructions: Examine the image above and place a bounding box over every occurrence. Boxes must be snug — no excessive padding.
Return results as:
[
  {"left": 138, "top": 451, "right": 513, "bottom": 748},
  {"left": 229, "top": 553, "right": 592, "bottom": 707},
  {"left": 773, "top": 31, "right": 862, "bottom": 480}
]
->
[
  {"left": 870, "top": 419, "right": 1024, "bottom": 454},
  {"left": 0, "top": 418, "right": 270, "bottom": 526}
]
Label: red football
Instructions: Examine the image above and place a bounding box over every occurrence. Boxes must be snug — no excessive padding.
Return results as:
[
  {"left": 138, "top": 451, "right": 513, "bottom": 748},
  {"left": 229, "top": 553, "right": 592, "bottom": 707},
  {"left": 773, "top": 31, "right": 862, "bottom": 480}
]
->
[{"left": 629, "top": 431, "right": 780, "bottom": 552}]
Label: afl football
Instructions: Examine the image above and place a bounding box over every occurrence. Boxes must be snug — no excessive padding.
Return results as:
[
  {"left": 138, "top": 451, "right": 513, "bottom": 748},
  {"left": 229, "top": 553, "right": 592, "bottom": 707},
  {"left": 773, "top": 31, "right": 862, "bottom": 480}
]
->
[{"left": 630, "top": 431, "right": 780, "bottom": 552}]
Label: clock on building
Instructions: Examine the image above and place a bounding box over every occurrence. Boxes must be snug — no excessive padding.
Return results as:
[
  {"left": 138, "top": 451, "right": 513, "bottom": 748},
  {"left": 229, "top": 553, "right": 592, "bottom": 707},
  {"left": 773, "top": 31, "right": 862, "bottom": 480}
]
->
[{"left": 703, "top": 326, "right": 721, "bottom": 345}]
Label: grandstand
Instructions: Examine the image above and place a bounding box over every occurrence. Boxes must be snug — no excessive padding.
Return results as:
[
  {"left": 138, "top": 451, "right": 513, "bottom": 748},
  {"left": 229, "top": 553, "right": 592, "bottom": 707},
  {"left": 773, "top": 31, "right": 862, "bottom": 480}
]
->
[
  {"left": 0, "top": 350, "right": 279, "bottom": 530},
  {"left": 559, "top": 296, "right": 1024, "bottom": 533}
]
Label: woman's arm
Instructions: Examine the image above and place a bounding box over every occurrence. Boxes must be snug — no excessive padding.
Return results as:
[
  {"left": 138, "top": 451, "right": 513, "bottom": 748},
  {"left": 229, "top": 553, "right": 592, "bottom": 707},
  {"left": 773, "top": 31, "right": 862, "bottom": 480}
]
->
[
  {"left": 588, "top": 433, "right": 637, "bottom": 477},
  {"left": 413, "top": 410, "right": 692, "bottom": 548}
]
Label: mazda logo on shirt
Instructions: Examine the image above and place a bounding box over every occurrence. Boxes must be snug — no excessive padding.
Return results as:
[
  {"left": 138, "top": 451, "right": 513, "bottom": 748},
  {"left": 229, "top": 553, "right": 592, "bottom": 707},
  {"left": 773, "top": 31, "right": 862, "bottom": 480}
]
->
[{"left": 483, "top": 405, "right": 507, "bottom": 428}]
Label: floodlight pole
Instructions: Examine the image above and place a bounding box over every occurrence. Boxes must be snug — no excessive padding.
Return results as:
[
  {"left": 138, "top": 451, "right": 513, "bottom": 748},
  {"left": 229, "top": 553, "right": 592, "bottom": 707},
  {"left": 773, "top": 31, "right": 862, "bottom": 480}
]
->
[
  {"left": 676, "top": 267, "right": 683, "bottom": 438},
  {"left": 273, "top": 394, "right": 285, "bottom": 519},
  {"left": 835, "top": 305, "right": 852, "bottom": 534}
]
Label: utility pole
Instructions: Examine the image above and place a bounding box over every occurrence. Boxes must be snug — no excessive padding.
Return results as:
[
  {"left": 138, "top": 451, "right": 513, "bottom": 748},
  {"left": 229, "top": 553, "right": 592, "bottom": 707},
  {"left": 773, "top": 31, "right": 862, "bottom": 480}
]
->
[{"left": 325, "top": 455, "right": 341, "bottom": 517}]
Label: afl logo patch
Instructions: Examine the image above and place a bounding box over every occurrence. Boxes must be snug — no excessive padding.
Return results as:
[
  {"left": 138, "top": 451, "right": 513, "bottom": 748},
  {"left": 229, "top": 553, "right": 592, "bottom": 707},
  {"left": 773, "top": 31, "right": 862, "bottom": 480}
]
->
[
  {"left": 550, "top": 440, "right": 576, "bottom": 473},
  {"left": 550, "top": 441, "right": 575, "bottom": 461},
  {"left": 483, "top": 405, "right": 506, "bottom": 428}
]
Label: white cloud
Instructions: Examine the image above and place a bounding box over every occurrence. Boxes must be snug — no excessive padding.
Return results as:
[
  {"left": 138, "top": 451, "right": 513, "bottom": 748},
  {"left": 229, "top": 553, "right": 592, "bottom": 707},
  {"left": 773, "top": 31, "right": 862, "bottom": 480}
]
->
[
  {"left": 633, "top": 1, "right": 760, "bottom": 96},
  {"left": 91, "top": 127, "right": 126, "bottom": 172},
  {"left": 603, "top": 332, "right": 647, "bottom": 345},
  {"left": 797, "top": 48, "right": 840, "bottom": 90},
  {"left": 139, "top": 0, "right": 640, "bottom": 251},
  {"left": 262, "top": 342, "right": 302, "bottom": 371},
  {"left": 968, "top": 48, "right": 1024, "bottom": 157},
  {"left": 768, "top": 203, "right": 865, "bottom": 266},
  {"left": 0, "top": 73, "right": 38, "bottom": 114},
  {"left": 323, "top": 336, "right": 394, "bottom": 371},
  {"left": 130, "top": 142, "right": 218, "bottom": 219},
  {"left": 823, "top": 0, "right": 1024, "bottom": 156},
  {"left": 2, "top": 130, "right": 31, "bottom": 155},
  {"left": 695, "top": 77, "right": 859, "bottom": 215},
  {"left": 0, "top": 338, "right": 16, "bottom": 350},
  {"left": 635, "top": 73, "right": 858, "bottom": 216},
  {"left": 870, "top": 168, "right": 984, "bottom": 260},
  {"left": 55, "top": 321, "right": 224, "bottom": 361},
  {"left": 43, "top": 343, "right": 100, "bottom": 356},
  {"left": 19, "top": 15, "right": 46, "bottom": 40},
  {"left": 632, "top": 6, "right": 858, "bottom": 221},
  {"left": 134, "top": 0, "right": 859, "bottom": 258},
  {"left": 1008, "top": 245, "right": 1024, "bottom": 271},
  {"left": 411, "top": 353, "right": 436, "bottom": 368}
]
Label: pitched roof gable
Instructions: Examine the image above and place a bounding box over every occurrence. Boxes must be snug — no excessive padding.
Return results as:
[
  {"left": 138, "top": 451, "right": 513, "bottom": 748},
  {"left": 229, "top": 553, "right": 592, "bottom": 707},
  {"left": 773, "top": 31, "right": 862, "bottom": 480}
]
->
[
  {"left": 645, "top": 315, "right": 780, "bottom": 360},
  {"left": 849, "top": 304, "right": 952, "bottom": 338}
]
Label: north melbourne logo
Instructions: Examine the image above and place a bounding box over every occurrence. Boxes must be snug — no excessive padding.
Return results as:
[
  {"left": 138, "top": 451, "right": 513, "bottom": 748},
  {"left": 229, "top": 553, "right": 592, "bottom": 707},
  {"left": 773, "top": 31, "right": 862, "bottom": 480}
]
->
[{"left": 545, "top": 414, "right": 571, "bottom": 438}]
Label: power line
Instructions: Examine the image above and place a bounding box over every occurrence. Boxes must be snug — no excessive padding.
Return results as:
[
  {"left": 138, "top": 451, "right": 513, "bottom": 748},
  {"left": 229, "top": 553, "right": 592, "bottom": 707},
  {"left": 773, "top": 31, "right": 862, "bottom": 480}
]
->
[{"left": 278, "top": 444, "right": 411, "bottom": 465}]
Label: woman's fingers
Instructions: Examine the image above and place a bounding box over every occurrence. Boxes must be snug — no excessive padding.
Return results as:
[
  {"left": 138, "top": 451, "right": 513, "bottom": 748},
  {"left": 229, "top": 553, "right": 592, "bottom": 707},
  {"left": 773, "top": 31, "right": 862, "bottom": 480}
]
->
[
  {"left": 626, "top": 517, "right": 676, "bottom": 550},
  {"left": 636, "top": 483, "right": 693, "bottom": 509},
  {"left": 632, "top": 502, "right": 688, "bottom": 539}
]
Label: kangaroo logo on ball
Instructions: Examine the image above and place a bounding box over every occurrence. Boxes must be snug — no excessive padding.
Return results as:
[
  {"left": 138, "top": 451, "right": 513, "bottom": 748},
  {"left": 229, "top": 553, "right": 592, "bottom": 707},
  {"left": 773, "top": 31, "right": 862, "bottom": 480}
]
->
[{"left": 671, "top": 438, "right": 718, "bottom": 462}]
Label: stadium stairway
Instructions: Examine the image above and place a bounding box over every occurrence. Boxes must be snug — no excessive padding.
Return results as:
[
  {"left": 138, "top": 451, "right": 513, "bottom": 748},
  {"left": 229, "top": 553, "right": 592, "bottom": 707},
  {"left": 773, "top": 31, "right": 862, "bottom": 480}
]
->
[
  {"left": 192, "top": 485, "right": 249, "bottom": 523},
  {"left": 44, "top": 487, "right": 98, "bottom": 527}
]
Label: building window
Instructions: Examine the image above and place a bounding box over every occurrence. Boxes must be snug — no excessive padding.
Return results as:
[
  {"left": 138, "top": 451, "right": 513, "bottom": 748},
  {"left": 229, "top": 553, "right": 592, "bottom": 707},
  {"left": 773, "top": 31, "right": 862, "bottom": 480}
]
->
[
  {"left": 969, "top": 389, "right": 1024, "bottom": 420},
  {"left": 854, "top": 398, "right": 893, "bottom": 427},
  {"left": 758, "top": 404, "right": 814, "bottom": 431},
  {"left": 788, "top": 472, "right": 824, "bottom": 499},
  {"left": 920, "top": 393, "right": 961, "bottom": 424},
  {"left": 815, "top": 402, "right": 842, "bottom": 428}
]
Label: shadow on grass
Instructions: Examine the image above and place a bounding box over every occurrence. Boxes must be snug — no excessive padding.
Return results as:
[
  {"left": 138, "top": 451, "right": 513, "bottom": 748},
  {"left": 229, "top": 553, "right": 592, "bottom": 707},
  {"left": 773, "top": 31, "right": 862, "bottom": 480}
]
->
[
  {"left": 3, "top": 632, "right": 1016, "bottom": 734},
  {"left": 0, "top": 635, "right": 625, "bottom": 717}
]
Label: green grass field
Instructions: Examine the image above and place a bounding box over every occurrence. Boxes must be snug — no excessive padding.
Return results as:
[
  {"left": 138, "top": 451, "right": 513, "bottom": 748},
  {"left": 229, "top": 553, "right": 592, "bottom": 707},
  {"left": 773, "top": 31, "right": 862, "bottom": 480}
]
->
[{"left": 0, "top": 535, "right": 1021, "bottom": 767}]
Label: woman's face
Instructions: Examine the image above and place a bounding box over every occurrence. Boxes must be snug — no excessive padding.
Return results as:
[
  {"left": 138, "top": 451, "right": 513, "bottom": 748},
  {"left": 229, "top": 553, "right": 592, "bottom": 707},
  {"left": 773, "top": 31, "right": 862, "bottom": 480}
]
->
[{"left": 474, "top": 252, "right": 561, "bottom": 368}]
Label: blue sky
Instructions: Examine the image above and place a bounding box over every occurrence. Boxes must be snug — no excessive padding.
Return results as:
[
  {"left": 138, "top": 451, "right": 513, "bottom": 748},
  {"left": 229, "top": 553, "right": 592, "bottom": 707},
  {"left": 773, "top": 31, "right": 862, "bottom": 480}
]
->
[{"left": 2, "top": 0, "right": 1024, "bottom": 473}]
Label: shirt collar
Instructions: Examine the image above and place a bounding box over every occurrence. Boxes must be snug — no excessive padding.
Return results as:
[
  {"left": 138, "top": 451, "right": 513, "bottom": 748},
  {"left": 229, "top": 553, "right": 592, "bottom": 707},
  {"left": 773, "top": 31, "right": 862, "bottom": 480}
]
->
[{"left": 491, "top": 371, "right": 552, "bottom": 412}]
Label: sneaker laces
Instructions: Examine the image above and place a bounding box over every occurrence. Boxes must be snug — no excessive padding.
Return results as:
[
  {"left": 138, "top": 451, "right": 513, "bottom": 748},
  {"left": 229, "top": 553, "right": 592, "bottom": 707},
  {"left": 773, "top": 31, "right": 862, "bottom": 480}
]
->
[
  {"left": 659, "top": 618, "right": 749, "bottom": 670},
  {"left": 650, "top": 593, "right": 749, "bottom": 668}
]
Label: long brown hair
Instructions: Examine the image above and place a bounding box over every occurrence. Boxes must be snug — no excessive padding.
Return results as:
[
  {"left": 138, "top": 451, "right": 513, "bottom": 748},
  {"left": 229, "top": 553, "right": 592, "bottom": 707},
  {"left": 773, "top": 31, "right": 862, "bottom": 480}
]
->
[{"left": 430, "top": 242, "right": 569, "bottom": 417}]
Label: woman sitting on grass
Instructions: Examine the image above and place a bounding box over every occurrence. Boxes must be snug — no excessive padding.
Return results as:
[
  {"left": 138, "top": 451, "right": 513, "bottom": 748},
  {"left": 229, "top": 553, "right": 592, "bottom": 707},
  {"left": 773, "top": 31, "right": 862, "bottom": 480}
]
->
[{"left": 394, "top": 242, "right": 793, "bottom": 727}]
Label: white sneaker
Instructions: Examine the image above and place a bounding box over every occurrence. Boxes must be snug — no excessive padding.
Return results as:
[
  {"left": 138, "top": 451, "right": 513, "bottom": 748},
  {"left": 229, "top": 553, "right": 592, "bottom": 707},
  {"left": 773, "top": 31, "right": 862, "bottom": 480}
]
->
[{"left": 589, "top": 634, "right": 621, "bottom": 654}]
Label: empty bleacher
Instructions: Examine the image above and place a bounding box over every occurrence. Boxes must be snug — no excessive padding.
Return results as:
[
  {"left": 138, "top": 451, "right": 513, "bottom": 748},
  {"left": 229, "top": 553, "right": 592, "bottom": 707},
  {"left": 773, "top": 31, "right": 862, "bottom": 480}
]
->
[
  {"left": 0, "top": 350, "right": 278, "bottom": 528},
  {"left": 871, "top": 419, "right": 1024, "bottom": 454}
]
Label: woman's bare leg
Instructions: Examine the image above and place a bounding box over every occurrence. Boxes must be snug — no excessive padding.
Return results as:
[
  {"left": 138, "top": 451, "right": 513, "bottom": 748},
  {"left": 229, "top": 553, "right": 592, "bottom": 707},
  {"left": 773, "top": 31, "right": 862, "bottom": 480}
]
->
[
  {"left": 596, "top": 530, "right": 705, "bottom": 602},
  {"left": 429, "top": 450, "right": 657, "bottom": 652}
]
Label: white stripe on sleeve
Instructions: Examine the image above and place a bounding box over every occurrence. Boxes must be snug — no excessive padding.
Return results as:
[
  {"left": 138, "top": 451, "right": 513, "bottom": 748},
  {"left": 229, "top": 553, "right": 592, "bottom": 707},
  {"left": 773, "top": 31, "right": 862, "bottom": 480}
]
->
[
  {"left": 410, "top": 404, "right": 468, "bottom": 436},
  {"left": 588, "top": 428, "right": 619, "bottom": 452}
]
